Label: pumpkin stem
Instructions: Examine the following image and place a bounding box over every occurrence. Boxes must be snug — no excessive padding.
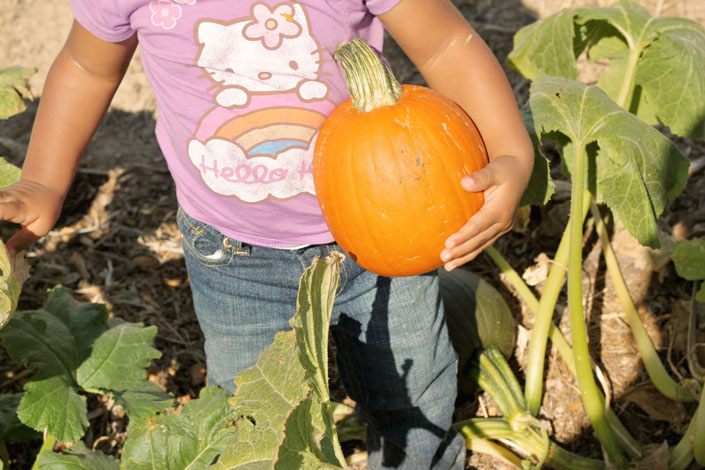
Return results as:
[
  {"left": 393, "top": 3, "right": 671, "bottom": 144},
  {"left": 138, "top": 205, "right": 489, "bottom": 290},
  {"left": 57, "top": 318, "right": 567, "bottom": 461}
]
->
[{"left": 334, "top": 39, "right": 402, "bottom": 112}]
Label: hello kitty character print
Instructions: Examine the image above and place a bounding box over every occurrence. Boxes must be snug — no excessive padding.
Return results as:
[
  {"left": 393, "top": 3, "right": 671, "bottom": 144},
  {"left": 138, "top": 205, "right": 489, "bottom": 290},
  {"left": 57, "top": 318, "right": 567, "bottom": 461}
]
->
[
  {"left": 195, "top": 3, "right": 328, "bottom": 108},
  {"left": 70, "top": 0, "right": 400, "bottom": 246},
  {"left": 188, "top": 2, "right": 332, "bottom": 203}
]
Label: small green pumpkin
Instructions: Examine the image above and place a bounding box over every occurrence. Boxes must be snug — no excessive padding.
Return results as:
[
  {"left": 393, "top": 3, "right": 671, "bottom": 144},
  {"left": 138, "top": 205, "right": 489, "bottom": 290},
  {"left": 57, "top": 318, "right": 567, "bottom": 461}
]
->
[{"left": 438, "top": 267, "right": 517, "bottom": 400}]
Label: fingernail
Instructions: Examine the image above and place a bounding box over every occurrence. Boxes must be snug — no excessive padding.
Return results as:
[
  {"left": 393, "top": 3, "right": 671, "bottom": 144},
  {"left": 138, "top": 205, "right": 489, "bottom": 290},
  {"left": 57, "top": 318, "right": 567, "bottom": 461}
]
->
[
  {"left": 445, "top": 239, "right": 455, "bottom": 249},
  {"left": 440, "top": 250, "right": 451, "bottom": 262}
]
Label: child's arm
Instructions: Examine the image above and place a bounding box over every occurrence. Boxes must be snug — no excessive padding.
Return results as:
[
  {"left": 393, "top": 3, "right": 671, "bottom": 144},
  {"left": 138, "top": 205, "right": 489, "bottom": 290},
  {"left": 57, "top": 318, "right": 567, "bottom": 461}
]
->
[
  {"left": 0, "top": 22, "right": 137, "bottom": 254},
  {"left": 379, "top": 0, "right": 534, "bottom": 271}
]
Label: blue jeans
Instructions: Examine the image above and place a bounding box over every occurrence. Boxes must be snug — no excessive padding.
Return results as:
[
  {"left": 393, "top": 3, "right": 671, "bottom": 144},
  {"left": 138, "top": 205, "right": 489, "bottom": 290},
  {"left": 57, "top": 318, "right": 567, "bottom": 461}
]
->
[{"left": 177, "top": 208, "right": 465, "bottom": 469}]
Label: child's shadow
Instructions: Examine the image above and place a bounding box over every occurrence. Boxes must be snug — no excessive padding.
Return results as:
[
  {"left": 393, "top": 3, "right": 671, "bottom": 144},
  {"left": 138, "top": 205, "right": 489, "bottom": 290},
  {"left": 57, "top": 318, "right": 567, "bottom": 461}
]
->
[{"left": 333, "top": 277, "right": 448, "bottom": 467}]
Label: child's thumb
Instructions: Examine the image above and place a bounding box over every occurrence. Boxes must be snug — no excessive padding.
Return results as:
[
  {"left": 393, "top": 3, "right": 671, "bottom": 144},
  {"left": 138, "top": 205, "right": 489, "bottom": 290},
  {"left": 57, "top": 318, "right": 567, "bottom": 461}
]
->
[{"left": 461, "top": 166, "right": 495, "bottom": 192}]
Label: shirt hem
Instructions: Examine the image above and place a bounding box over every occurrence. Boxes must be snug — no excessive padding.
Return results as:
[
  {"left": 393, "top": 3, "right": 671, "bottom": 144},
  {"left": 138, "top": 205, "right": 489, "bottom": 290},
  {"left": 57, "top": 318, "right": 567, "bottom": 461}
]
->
[
  {"left": 366, "top": 0, "right": 402, "bottom": 16},
  {"left": 71, "top": 5, "right": 135, "bottom": 43},
  {"left": 176, "top": 197, "right": 335, "bottom": 249}
]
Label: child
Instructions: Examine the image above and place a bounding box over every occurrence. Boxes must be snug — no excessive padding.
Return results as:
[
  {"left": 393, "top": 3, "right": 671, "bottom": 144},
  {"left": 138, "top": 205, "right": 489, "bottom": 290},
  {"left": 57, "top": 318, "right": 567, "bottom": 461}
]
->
[{"left": 1, "top": 0, "right": 533, "bottom": 467}]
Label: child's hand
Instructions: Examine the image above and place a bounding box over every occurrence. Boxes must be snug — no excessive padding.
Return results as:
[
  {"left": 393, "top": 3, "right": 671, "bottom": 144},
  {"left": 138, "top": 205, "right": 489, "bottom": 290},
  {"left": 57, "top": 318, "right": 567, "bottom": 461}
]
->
[
  {"left": 440, "top": 154, "right": 532, "bottom": 271},
  {"left": 0, "top": 181, "right": 64, "bottom": 255}
]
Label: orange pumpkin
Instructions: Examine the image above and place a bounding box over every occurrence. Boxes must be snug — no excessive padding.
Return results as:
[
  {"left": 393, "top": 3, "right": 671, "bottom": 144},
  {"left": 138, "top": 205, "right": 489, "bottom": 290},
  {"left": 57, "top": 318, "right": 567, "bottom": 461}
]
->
[{"left": 313, "top": 39, "right": 488, "bottom": 277}]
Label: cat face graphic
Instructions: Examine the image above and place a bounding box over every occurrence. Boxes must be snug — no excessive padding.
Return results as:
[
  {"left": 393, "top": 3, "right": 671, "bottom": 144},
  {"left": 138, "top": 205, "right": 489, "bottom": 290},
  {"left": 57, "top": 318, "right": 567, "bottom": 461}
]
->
[{"left": 196, "top": 3, "right": 323, "bottom": 96}]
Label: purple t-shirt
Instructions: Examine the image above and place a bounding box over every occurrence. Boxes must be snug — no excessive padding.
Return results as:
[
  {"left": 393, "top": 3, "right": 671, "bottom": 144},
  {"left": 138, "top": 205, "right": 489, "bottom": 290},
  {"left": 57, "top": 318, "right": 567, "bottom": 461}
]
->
[{"left": 71, "top": 0, "right": 401, "bottom": 248}]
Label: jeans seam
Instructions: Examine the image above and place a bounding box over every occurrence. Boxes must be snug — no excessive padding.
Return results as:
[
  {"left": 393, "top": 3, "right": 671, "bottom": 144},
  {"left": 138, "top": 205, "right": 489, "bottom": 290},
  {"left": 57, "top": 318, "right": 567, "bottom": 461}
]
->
[{"left": 177, "top": 207, "right": 206, "bottom": 236}]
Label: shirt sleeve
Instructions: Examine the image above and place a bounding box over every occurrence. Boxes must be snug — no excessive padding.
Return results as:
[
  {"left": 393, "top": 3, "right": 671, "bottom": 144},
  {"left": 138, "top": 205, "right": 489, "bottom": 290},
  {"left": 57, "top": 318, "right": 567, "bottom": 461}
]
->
[
  {"left": 364, "top": 0, "right": 402, "bottom": 16},
  {"left": 70, "top": 0, "right": 135, "bottom": 42}
]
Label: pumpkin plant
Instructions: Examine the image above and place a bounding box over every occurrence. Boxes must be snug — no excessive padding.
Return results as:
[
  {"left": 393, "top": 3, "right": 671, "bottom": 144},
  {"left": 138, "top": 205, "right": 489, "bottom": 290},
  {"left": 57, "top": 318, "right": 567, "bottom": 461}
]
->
[
  {"left": 0, "top": 66, "right": 34, "bottom": 330},
  {"left": 480, "top": 0, "right": 705, "bottom": 465},
  {"left": 313, "top": 39, "right": 487, "bottom": 277}
]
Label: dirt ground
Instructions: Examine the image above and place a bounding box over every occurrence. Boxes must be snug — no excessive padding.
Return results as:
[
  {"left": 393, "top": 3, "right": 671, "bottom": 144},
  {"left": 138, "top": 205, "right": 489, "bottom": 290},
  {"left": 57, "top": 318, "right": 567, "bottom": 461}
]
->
[{"left": 1, "top": 0, "right": 705, "bottom": 468}]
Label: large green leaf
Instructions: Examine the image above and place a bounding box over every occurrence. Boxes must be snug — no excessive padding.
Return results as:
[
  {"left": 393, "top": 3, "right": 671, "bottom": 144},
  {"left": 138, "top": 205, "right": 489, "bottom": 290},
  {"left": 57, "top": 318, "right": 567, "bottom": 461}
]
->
[
  {"left": 0, "top": 393, "right": 39, "bottom": 442},
  {"left": 77, "top": 320, "right": 160, "bottom": 390},
  {"left": 0, "top": 67, "right": 35, "bottom": 120},
  {"left": 530, "top": 75, "right": 688, "bottom": 248},
  {"left": 508, "top": 9, "right": 579, "bottom": 81},
  {"left": 216, "top": 253, "right": 346, "bottom": 469},
  {"left": 0, "top": 288, "right": 171, "bottom": 442},
  {"left": 580, "top": 1, "right": 705, "bottom": 138},
  {"left": 36, "top": 441, "right": 119, "bottom": 470},
  {"left": 121, "top": 386, "right": 236, "bottom": 469},
  {"left": 508, "top": 0, "right": 705, "bottom": 138},
  {"left": 19, "top": 377, "right": 88, "bottom": 443}
]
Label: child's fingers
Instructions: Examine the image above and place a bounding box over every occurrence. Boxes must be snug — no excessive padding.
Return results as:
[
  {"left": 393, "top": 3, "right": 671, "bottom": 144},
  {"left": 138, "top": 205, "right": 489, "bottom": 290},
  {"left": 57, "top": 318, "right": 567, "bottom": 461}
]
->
[
  {"left": 443, "top": 232, "right": 502, "bottom": 271},
  {"left": 0, "top": 200, "right": 30, "bottom": 225},
  {"left": 443, "top": 200, "right": 512, "bottom": 248},
  {"left": 441, "top": 220, "right": 506, "bottom": 263}
]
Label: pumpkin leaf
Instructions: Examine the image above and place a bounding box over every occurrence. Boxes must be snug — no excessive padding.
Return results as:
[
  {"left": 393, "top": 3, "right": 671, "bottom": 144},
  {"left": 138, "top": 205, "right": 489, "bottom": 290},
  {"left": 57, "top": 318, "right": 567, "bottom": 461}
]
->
[
  {"left": 508, "top": 0, "right": 705, "bottom": 138},
  {"left": 580, "top": 1, "right": 705, "bottom": 138},
  {"left": 0, "top": 67, "right": 35, "bottom": 120},
  {"left": 0, "top": 393, "right": 39, "bottom": 442},
  {"left": 77, "top": 320, "right": 161, "bottom": 393},
  {"left": 529, "top": 75, "right": 688, "bottom": 248},
  {"left": 672, "top": 238, "right": 705, "bottom": 302},
  {"left": 19, "top": 376, "right": 89, "bottom": 444},
  {"left": 0, "top": 240, "right": 30, "bottom": 330},
  {"left": 0, "top": 288, "right": 170, "bottom": 442},
  {"left": 519, "top": 107, "right": 554, "bottom": 207},
  {"left": 216, "top": 253, "right": 346, "bottom": 469},
  {"left": 36, "top": 441, "right": 119, "bottom": 470},
  {"left": 0, "top": 158, "right": 27, "bottom": 330},
  {"left": 121, "top": 386, "right": 236, "bottom": 469},
  {"left": 109, "top": 381, "right": 175, "bottom": 420},
  {"left": 508, "top": 9, "right": 579, "bottom": 81}
]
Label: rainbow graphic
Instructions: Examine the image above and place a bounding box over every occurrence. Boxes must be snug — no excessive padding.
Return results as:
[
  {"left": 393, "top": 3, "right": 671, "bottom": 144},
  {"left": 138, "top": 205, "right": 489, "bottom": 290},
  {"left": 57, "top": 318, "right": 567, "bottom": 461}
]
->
[{"left": 188, "top": 92, "right": 332, "bottom": 203}]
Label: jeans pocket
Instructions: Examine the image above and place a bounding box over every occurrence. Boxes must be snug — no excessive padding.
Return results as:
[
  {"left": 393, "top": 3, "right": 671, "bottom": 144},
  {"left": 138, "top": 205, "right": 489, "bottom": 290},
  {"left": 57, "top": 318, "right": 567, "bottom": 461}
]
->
[{"left": 177, "top": 208, "right": 236, "bottom": 267}]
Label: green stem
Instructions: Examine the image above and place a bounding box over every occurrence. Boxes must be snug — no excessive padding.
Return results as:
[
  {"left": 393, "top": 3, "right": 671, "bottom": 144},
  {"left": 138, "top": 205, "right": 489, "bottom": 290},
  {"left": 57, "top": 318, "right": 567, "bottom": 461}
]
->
[
  {"left": 454, "top": 418, "right": 605, "bottom": 470},
  {"left": 693, "top": 384, "right": 705, "bottom": 465},
  {"left": 591, "top": 204, "right": 697, "bottom": 402},
  {"left": 485, "top": 245, "right": 641, "bottom": 458},
  {"left": 524, "top": 193, "right": 592, "bottom": 416},
  {"left": 466, "top": 437, "right": 525, "bottom": 468},
  {"left": 334, "top": 39, "right": 402, "bottom": 112},
  {"left": 31, "top": 431, "right": 56, "bottom": 470},
  {"left": 0, "top": 441, "right": 9, "bottom": 468},
  {"left": 486, "top": 246, "right": 539, "bottom": 313},
  {"left": 615, "top": 46, "right": 641, "bottom": 110},
  {"left": 669, "top": 385, "right": 705, "bottom": 469},
  {"left": 567, "top": 146, "right": 624, "bottom": 463},
  {"left": 477, "top": 348, "right": 528, "bottom": 422},
  {"left": 669, "top": 419, "right": 695, "bottom": 470}
]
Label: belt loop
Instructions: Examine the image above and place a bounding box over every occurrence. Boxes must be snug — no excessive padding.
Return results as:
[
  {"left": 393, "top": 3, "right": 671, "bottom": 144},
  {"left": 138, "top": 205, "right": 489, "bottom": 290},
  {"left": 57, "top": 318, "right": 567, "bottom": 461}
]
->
[{"left": 228, "top": 238, "right": 250, "bottom": 256}]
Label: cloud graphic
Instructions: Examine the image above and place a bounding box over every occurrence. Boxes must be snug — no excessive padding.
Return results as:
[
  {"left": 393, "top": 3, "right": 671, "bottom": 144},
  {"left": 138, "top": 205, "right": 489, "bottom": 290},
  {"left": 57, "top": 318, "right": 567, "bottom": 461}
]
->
[{"left": 188, "top": 137, "right": 316, "bottom": 202}]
